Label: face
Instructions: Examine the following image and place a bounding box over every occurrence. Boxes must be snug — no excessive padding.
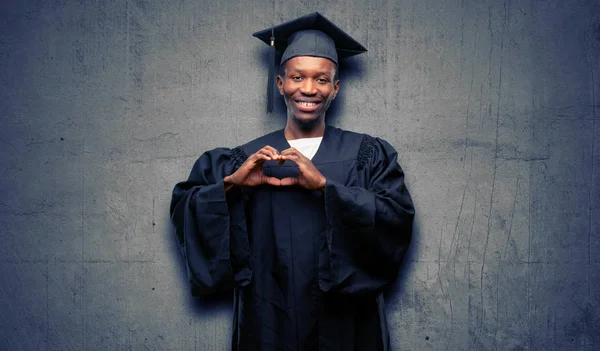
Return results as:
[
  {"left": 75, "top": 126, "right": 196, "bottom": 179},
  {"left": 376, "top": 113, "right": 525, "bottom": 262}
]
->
[{"left": 276, "top": 56, "right": 340, "bottom": 128}]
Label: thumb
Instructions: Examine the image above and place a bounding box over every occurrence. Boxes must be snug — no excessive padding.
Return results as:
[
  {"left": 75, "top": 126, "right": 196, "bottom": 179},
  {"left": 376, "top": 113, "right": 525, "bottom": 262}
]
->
[{"left": 279, "top": 177, "right": 298, "bottom": 187}]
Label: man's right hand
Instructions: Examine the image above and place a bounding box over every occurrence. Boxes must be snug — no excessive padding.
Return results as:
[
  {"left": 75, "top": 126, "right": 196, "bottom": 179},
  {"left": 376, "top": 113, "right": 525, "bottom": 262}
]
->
[{"left": 224, "top": 146, "right": 282, "bottom": 191}]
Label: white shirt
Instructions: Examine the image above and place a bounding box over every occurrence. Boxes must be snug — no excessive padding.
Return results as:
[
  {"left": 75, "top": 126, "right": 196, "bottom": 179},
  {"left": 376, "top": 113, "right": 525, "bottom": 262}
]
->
[{"left": 287, "top": 137, "right": 323, "bottom": 160}]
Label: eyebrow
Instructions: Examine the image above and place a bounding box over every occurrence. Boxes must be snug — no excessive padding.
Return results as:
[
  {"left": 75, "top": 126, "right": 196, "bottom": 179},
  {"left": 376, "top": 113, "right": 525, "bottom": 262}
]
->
[{"left": 288, "top": 69, "right": 332, "bottom": 76}]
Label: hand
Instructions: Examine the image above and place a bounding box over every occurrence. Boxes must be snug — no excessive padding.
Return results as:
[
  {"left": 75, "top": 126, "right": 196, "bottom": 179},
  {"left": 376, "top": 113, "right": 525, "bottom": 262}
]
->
[
  {"left": 224, "top": 146, "right": 282, "bottom": 190},
  {"left": 277, "top": 147, "right": 327, "bottom": 190}
]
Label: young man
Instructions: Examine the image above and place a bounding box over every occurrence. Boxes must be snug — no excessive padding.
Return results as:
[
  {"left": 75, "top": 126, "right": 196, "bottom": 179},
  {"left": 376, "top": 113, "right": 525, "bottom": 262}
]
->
[{"left": 170, "top": 12, "right": 414, "bottom": 351}]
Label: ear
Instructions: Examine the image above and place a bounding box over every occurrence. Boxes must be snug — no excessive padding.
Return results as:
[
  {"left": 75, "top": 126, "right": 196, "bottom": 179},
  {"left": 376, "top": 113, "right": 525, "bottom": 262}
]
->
[
  {"left": 276, "top": 75, "right": 284, "bottom": 95},
  {"left": 332, "top": 79, "right": 340, "bottom": 99}
]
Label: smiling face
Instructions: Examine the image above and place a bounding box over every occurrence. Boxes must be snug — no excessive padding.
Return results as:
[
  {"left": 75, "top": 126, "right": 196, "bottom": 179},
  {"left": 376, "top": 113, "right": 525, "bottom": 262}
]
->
[{"left": 276, "top": 56, "right": 340, "bottom": 130}]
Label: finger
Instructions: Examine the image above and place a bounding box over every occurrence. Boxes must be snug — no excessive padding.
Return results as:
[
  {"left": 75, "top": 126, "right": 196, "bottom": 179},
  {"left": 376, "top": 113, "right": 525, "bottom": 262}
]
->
[
  {"left": 279, "top": 177, "right": 298, "bottom": 187},
  {"left": 247, "top": 157, "right": 265, "bottom": 168},
  {"left": 255, "top": 150, "right": 274, "bottom": 161},
  {"left": 278, "top": 154, "right": 300, "bottom": 164},
  {"left": 259, "top": 151, "right": 277, "bottom": 161},
  {"left": 262, "top": 176, "right": 282, "bottom": 187},
  {"left": 242, "top": 157, "right": 265, "bottom": 173},
  {"left": 279, "top": 153, "right": 300, "bottom": 160},
  {"left": 248, "top": 152, "right": 263, "bottom": 164},
  {"left": 250, "top": 147, "right": 276, "bottom": 163},
  {"left": 279, "top": 147, "right": 299, "bottom": 156},
  {"left": 280, "top": 148, "right": 308, "bottom": 163},
  {"left": 261, "top": 145, "right": 279, "bottom": 158},
  {"left": 261, "top": 145, "right": 278, "bottom": 153}
]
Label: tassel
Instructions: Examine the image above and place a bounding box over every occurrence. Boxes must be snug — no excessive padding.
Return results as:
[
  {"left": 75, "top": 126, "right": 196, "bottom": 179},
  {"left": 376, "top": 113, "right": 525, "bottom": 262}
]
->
[{"left": 267, "top": 29, "right": 276, "bottom": 113}]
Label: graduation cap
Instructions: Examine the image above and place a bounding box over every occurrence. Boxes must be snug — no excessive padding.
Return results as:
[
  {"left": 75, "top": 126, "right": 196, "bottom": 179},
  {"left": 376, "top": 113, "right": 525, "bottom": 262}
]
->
[{"left": 253, "top": 12, "right": 367, "bottom": 113}]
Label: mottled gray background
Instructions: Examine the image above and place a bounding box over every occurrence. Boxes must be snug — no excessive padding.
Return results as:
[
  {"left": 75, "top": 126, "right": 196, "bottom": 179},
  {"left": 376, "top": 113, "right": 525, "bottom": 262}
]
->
[{"left": 0, "top": 0, "right": 598, "bottom": 350}]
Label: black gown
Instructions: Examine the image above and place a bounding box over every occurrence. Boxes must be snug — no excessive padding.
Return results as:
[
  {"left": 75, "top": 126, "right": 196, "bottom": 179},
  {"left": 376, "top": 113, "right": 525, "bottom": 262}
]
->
[{"left": 170, "top": 126, "right": 414, "bottom": 351}]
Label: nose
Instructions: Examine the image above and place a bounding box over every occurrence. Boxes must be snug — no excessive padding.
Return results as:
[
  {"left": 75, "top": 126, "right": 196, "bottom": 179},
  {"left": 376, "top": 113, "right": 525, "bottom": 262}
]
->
[{"left": 299, "top": 79, "right": 317, "bottom": 95}]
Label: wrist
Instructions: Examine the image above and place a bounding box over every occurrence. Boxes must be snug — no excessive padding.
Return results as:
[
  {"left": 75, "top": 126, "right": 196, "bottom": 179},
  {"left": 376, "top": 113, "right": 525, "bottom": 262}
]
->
[
  {"left": 224, "top": 173, "right": 238, "bottom": 185},
  {"left": 224, "top": 174, "right": 238, "bottom": 193},
  {"left": 318, "top": 176, "right": 326, "bottom": 190}
]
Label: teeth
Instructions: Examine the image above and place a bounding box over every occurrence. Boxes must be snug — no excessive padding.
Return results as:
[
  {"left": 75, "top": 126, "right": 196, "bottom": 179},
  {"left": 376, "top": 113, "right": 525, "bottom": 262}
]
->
[{"left": 298, "top": 101, "right": 317, "bottom": 107}]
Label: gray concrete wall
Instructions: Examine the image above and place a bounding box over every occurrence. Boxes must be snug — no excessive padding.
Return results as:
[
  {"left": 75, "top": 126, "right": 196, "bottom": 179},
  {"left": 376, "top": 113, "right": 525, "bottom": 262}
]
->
[{"left": 1, "top": 0, "right": 598, "bottom": 350}]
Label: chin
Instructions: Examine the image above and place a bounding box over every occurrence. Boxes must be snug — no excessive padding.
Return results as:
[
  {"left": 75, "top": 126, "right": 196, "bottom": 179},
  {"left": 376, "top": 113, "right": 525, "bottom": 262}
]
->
[{"left": 292, "top": 112, "right": 322, "bottom": 130}]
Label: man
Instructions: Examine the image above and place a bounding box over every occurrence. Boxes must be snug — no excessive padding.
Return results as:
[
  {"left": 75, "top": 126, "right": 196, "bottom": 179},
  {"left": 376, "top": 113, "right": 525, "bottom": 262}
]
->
[{"left": 170, "top": 12, "right": 414, "bottom": 351}]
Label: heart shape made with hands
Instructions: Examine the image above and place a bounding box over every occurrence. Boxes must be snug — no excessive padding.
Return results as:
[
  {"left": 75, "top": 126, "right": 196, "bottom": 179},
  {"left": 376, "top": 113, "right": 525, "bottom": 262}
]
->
[{"left": 225, "top": 146, "right": 326, "bottom": 191}]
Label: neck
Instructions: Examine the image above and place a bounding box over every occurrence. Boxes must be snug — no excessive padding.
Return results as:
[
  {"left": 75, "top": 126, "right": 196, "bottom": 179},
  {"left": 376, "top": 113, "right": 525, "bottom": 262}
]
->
[{"left": 284, "top": 115, "right": 326, "bottom": 140}]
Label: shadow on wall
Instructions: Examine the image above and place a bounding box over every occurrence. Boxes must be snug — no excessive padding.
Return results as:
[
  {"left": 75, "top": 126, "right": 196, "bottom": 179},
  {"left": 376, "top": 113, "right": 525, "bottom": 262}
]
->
[
  {"left": 384, "top": 216, "right": 419, "bottom": 305},
  {"left": 257, "top": 48, "right": 367, "bottom": 126}
]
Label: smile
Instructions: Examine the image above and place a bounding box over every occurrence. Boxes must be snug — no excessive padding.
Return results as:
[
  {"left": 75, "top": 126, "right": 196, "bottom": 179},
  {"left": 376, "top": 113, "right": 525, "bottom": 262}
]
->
[
  {"left": 294, "top": 100, "right": 322, "bottom": 113},
  {"left": 297, "top": 101, "right": 319, "bottom": 107}
]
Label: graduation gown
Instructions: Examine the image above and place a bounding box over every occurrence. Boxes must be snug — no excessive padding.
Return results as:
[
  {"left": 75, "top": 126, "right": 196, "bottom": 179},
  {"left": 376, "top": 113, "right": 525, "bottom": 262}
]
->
[{"left": 170, "top": 126, "right": 414, "bottom": 351}]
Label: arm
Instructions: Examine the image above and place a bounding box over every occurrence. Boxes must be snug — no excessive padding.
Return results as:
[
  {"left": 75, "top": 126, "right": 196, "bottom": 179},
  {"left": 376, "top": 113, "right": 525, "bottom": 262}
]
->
[
  {"left": 319, "top": 136, "right": 414, "bottom": 295},
  {"left": 170, "top": 148, "right": 252, "bottom": 296},
  {"left": 170, "top": 145, "right": 283, "bottom": 296}
]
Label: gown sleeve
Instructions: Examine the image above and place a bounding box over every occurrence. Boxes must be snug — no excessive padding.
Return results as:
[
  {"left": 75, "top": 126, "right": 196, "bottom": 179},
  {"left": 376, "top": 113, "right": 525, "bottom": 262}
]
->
[
  {"left": 319, "top": 136, "right": 414, "bottom": 295},
  {"left": 170, "top": 147, "right": 251, "bottom": 296}
]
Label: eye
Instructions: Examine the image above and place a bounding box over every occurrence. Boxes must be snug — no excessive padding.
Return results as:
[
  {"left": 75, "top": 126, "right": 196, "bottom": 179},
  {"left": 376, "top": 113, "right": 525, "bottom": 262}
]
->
[
  {"left": 291, "top": 76, "right": 302, "bottom": 81},
  {"left": 317, "top": 78, "right": 330, "bottom": 83}
]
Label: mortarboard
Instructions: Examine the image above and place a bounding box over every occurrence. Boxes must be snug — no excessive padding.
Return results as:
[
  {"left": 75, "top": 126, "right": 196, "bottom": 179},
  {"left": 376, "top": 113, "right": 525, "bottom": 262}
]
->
[{"left": 253, "top": 12, "right": 367, "bottom": 113}]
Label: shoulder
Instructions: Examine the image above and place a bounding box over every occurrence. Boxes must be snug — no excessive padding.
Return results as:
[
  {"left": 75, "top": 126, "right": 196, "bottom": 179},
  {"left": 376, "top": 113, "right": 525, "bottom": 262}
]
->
[
  {"left": 339, "top": 129, "right": 398, "bottom": 169},
  {"left": 327, "top": 125, "right": 364, "bottom": 144},
  {"left": 321, "top": 126, "right": 366, "bottom": 162},
  {"left": 329, "top": 126, "right": 392, "bottom": 147},
  {"left": 330, "top": 127, "right": 397, "bottom": 168},
  {"left": 187, "top": 147, "right": 238, "bottom": 183}
]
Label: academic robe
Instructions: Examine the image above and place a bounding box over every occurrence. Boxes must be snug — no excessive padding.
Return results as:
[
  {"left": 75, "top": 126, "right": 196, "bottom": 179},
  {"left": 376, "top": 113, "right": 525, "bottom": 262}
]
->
[{"left": 170, "top": 125, "right": 414, "bottom": 351}]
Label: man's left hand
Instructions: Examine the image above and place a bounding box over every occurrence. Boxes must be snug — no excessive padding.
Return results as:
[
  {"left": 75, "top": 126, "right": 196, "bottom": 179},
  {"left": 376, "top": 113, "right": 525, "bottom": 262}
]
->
[{"left": 276, "top": 148, "right": 326, "bottom": 190}]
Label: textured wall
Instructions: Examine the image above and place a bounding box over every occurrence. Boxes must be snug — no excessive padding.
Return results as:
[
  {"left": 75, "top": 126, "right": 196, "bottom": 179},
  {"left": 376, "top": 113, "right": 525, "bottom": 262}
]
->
[{"left": 1, "top": 0, "right": 598, "bottom": 350}]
